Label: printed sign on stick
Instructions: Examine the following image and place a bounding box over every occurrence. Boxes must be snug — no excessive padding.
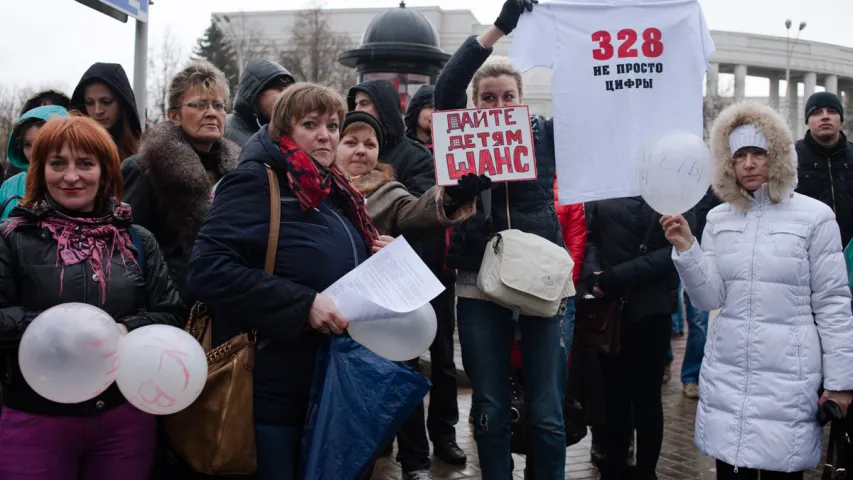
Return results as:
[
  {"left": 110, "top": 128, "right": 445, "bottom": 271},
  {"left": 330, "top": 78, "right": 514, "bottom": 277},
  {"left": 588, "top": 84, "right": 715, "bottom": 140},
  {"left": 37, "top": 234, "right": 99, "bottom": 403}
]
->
[{"left": 432, "top": 106, "right": 537, "bottom": 186}]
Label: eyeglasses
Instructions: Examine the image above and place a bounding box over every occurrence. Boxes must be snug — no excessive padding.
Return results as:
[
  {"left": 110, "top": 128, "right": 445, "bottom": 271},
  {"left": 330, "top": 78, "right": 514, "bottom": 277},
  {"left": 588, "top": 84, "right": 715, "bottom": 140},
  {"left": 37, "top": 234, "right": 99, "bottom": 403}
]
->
[{"left": 175, "top": 101, "right": 227, "bottom": 112}]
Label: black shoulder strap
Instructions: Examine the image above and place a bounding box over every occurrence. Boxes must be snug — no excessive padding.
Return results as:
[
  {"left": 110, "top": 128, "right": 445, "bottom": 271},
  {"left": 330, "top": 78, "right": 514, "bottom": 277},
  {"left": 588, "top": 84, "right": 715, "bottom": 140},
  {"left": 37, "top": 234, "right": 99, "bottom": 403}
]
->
[
  {"left": 639, "top": 214, "right": 659, "bottom": 255},
  {"left": 0, "top": 195, "right": 22, "bottom": 216},
  {"left": 128, "top": 226, "right": 146, "bottom": 278}
]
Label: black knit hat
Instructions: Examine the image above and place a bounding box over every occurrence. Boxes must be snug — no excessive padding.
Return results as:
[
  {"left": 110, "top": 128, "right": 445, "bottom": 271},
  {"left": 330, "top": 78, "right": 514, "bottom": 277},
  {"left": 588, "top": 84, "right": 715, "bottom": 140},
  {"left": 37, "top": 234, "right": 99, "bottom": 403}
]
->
[
  {"left": 805, "top": 92, "right": 844, "bottom": 124},
  {"left": 342, "top": 111, "right": 384, "bottom": 156}
]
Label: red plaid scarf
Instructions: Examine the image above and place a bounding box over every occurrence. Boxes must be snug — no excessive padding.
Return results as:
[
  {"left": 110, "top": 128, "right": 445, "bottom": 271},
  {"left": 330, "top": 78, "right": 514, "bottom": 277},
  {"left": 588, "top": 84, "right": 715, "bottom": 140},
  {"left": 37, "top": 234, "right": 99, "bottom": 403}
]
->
[{"left": 279, "top": 136, "right": 379, "bottom": 250}]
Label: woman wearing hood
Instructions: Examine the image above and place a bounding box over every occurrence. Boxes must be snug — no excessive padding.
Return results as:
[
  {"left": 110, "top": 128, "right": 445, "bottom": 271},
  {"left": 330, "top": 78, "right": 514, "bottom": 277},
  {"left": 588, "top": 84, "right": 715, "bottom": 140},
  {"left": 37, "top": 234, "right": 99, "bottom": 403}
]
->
[
  {"left": 71, "top": 63, "right": 142, "bottom": 160},
  {"left": 0, "top": 105, "right": 69, "bottom": 219},
  {"left": 662, "top": 101, "right": 853, "bottom": 478}
]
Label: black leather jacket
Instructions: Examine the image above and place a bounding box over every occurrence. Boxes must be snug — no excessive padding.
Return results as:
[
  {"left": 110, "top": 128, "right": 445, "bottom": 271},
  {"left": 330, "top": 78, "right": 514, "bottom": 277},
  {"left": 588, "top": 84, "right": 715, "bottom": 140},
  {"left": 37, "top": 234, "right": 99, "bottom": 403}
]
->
[{"left": 0, "top": 202, "right": 183, "bottom": 416}]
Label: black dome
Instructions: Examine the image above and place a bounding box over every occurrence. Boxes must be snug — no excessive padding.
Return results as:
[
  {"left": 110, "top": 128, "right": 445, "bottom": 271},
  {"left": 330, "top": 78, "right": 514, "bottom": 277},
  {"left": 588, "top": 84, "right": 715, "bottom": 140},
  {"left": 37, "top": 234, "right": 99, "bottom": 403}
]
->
[
  {"left": 339, "top": 2, "right": 450, "bottom": 74},
  {"left": 361, "top": 2, "right": 441, "bottom": 48}
]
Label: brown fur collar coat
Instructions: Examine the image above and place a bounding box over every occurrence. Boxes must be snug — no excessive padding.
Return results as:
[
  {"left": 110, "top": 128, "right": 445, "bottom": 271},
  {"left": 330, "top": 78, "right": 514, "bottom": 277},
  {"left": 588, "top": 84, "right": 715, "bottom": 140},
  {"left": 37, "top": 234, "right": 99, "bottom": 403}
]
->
[{"left": 133, "top": 122, "right": 240, "bottom": 254}]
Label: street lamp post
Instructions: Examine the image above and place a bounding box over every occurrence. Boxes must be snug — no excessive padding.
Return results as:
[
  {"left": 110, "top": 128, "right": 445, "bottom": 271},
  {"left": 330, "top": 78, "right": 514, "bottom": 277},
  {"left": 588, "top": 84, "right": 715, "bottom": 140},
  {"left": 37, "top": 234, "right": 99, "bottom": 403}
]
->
[{"left": 784, "top": 19, "right": 807, "bottom": 124}]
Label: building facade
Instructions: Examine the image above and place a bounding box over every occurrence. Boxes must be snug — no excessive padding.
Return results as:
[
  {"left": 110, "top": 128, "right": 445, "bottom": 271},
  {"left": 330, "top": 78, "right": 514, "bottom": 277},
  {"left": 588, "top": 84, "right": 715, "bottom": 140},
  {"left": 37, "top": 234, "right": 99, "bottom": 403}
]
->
[{"left": 216, "top": 5, "right": 853, "bottom": 138}]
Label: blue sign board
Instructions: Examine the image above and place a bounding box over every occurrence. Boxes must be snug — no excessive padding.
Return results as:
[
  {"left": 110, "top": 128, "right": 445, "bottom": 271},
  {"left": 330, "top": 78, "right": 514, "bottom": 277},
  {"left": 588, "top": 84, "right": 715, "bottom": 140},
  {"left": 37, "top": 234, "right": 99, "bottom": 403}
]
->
[{"left": 99, "top": 0, "right": 148, "bottom": 22}]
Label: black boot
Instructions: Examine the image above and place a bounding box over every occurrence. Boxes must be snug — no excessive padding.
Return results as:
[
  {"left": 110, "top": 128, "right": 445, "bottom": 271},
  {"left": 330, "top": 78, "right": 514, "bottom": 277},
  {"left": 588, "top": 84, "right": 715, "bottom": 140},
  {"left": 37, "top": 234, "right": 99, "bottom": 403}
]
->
[{"left": 433, "top": 440, "right": 466, "bottom": 465}]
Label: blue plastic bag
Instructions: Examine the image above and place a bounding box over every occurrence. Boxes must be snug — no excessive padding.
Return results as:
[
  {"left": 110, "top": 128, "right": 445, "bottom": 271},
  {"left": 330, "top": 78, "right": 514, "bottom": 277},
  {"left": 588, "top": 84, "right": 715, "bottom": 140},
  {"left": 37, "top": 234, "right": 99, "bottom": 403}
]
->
[{"left": 299, "top": 335, "right": 431, "bottom": 480}]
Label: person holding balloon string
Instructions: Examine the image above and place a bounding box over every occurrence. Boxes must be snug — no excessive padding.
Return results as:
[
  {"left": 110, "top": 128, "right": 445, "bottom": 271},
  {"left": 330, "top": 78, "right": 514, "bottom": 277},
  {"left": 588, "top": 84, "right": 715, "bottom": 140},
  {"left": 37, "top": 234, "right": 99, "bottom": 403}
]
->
[
  {"left": 661, "top": 101, "right": 853, "bottom": 478},
  {"left": 186, "top": 83, "right": 397, "bottom": 480},
  {"left": 0, "top": 115, "right": 184, "bottom": 479}
]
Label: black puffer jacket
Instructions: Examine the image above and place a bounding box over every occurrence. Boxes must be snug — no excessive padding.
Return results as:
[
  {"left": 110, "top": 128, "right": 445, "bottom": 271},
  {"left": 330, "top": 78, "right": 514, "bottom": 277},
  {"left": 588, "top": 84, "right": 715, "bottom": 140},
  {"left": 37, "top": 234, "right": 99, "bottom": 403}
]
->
[
  {"left": 0, "top": 201, "right": 183, "bottom": 416},
  {"left": 582, "top": 198, "right": 694, "bottom": 323},
  {"left": 347, "top": 80, "right": 436, "bottom": 196},
  {"left": 225, "top": 59, "right": 293, "bottom": 147},
  {"left": 435, "top": 35, "right": 563, "bottom": 272},
  {"left": 404, "top": 85, "right": 434, "bottom": 149},
  {"left": 795, "top": 131, "right": 853, "bottom": 247}
]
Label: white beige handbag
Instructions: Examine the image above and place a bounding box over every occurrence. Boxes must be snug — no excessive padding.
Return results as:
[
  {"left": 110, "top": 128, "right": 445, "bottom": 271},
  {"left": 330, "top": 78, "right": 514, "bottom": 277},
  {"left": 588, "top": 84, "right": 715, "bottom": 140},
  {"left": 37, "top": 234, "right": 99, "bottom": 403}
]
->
[{"left": 477, "top": 184, "right": 575, "bottom": 318}]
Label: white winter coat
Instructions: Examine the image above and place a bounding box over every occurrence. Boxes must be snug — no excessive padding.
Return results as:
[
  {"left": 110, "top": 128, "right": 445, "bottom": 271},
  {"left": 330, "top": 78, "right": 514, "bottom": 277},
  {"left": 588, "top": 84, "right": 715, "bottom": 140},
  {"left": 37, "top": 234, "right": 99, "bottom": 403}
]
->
[{"left": 674, "top": 102, "right": 853, "bottom": 472}]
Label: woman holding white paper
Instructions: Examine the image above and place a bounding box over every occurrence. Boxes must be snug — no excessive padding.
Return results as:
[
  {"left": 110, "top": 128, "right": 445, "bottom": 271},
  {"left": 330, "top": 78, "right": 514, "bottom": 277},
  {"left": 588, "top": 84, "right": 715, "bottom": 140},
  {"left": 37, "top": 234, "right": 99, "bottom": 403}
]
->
[
  {"left": 433, "top": 1, "right": 574, "bottom": 478},
  {"left": 186, "top": 83, "right": 393, "bottom": 479}
]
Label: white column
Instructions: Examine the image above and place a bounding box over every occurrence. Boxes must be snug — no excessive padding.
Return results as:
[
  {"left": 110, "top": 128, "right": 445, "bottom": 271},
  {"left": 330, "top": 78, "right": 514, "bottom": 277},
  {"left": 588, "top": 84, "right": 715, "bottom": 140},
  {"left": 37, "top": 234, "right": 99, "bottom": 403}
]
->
[
  {"left": 825, "top": 75, "right": 839, "bottom": 94},
  {"left": 734, "top": 64, "right": 747, "bottom": 101},
  {"left": 706, "top": 63, "right": 720, "bottom": 96},
  {"left": 804, "top": 72, "right": 817, "bottom": 101},
  {"left": 788, "top": 78, "right": 799, "bottom": 132},
  {"left": 769, "top": 76, "right": 780, "bottom": 109}
]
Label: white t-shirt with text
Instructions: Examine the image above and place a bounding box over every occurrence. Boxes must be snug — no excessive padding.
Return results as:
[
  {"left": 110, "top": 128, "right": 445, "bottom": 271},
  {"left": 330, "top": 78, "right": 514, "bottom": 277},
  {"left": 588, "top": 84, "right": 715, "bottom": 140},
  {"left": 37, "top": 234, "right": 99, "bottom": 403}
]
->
[{"left": 509, "top": 0, "right": 715, "bottom": 204}]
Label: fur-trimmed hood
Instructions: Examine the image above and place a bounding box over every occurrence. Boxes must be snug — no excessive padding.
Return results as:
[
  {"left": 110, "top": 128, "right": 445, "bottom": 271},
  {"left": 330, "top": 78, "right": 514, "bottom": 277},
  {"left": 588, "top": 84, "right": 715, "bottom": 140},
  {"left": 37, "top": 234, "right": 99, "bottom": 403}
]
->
[
  {"left": 134, "top": 122, "right": 240, "bottom": 253},
  {"left": 709, "top": 101, "right": 797, "bottom": 211}
]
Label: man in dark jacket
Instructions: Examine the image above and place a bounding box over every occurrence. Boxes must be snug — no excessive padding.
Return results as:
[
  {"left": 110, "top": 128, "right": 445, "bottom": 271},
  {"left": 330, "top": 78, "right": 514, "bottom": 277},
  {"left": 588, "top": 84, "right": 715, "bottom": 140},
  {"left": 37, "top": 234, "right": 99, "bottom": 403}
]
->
[
  {"left": 348, "top": 80, "right": 436, "bottom": 196},
  {"left": 404, "top": 85, "right": 435, "bottom": 152},
  {"left": 795, "top": 92, "right": 853, "bottom": 247},
  {"left": 225, "top": 59, "right": 293, "bottom": 146}
]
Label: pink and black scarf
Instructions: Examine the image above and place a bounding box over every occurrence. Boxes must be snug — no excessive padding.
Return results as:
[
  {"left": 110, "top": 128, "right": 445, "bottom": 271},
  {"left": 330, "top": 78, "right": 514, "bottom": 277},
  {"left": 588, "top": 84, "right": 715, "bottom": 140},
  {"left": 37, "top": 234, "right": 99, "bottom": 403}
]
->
[{"left": 5, "top": 200, "right": 138, "bottom": 302}]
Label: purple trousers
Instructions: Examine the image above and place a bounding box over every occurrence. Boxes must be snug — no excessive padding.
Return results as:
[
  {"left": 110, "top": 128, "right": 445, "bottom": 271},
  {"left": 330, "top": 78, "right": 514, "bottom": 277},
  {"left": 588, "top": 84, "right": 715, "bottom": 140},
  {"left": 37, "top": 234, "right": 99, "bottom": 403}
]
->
[{"left": 0, "top": 403, "right": 156, "bottom": 480}]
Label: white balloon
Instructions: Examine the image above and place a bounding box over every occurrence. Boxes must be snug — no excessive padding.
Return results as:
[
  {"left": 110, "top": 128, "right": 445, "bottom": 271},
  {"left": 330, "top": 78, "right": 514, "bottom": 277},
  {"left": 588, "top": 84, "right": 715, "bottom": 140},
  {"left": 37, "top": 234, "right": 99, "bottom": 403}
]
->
[
  {"left": 348, "top": 304, "right": 438, "bottom": 362},
  {"left": 636, "top": 131, "right": 713, "bottom": 215},
  {"left": 19, "top": 303, "right": 122, "bottom": 404},
  {"left": 115, "top": 325, "right": 207, "bottom": 415}
]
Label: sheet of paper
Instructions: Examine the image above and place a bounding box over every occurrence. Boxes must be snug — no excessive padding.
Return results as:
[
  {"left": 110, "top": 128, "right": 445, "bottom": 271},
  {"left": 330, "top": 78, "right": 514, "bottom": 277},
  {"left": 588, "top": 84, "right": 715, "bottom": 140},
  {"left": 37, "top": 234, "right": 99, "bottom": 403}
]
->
[{"left": 322, "top": 237, "right": 445, "bottom": 323}]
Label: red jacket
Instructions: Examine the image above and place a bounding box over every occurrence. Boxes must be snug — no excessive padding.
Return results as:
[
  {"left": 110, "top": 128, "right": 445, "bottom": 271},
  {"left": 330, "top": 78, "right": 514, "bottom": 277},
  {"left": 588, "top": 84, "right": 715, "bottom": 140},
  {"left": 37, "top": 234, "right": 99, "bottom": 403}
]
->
[{"left": 554, "top": 180, "right": 586, "bottom": 285}]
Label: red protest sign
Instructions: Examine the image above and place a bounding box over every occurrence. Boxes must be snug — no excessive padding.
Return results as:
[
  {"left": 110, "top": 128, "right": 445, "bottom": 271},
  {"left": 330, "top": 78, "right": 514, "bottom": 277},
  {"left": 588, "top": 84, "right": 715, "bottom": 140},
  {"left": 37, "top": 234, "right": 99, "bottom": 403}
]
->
[{"left": 431, "top": 106, "right": 537, "bottom": 186}]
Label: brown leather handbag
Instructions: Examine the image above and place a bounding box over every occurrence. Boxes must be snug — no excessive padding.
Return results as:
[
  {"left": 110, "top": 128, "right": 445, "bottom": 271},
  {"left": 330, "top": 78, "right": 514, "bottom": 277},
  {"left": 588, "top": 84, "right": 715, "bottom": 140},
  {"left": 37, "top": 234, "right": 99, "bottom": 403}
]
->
[
  {"left": 574, "top": 214, "right": 658, "bottom": 357},
  {"left": 164, "top": 164, "right": 281, "bottom": 476},
  {"left": 574, "top": 296, "right": 625, "bottom": 356}
]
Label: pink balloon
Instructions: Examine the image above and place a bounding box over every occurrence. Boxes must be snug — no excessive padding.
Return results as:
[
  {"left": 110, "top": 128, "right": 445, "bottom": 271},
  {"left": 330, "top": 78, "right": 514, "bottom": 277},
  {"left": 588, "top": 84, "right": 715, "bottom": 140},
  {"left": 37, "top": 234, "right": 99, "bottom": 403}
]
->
[{"left": 115, "top": 325, "right": 207, "bottom": 415}]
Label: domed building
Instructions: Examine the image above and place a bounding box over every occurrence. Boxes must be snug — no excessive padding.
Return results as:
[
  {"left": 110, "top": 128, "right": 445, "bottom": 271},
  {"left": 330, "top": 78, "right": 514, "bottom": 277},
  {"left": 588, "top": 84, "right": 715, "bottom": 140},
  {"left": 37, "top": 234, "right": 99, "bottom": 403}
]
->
[{"left": 339, "top": 1, "right": 450, "bottom": 111}]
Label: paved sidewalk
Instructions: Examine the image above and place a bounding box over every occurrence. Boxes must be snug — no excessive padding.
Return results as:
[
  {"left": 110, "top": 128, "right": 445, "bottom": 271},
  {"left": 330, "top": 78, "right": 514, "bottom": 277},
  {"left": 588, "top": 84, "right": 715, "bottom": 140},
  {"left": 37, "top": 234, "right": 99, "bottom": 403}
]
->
[{"left": 377, "top": 333, "right": 830, "bottom": 479}]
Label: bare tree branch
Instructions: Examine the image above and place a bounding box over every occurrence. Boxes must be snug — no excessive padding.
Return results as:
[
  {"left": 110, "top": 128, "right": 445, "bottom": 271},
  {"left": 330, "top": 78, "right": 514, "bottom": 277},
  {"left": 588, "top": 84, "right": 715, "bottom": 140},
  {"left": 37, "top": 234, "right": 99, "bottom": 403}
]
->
[
  {"left": 217, "top": 14, "right": 275, "bottom": 75},
  {"left": 279, "top": 6, "right": 357, "bottom": 95},
  {"left": 147, "top": 29, "right": 186, "bottom": 124},
  {"left": 703, "top": 80, "right": 734, "bottom": 141}
]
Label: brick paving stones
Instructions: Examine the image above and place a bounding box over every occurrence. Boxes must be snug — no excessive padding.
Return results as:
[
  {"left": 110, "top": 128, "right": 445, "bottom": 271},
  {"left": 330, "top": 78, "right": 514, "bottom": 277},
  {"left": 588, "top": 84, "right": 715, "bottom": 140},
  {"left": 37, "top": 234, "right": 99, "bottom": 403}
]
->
[{"left": 374, "top": 334, "right": 830, "bottom": 479}]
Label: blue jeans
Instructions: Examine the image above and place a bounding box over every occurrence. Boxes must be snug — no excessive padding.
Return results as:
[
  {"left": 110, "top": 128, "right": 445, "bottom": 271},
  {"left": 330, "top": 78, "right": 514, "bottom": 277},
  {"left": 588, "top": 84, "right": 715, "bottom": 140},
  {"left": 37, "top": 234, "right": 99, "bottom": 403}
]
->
[
  {"left": 671, "top": 283, "right": 685, "bottom": 334},
  {"left": 251, "top": 424, "right": 301, "bottom": 480},
  {"left": 564, "top": 299, "right": 575, "bottom": 367},
  {"left": 680, "top": 292, "right": 708, "bottom": 384},
  {"left": 457, "top": 298, "right": 566, "bottom": 480}
]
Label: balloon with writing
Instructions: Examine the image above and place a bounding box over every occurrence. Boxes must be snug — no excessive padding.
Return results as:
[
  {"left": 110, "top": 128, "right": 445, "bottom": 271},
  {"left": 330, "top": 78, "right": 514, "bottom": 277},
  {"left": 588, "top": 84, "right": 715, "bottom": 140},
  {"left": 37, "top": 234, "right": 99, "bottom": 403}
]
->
[
  {"left": 636, "top": 131, "right": 712, "bottom": 215},
  {"left": 348, "top": 303, "right": 438, "bottom": 362},
  {"left": 116, "top": 325, "right": 207, "bottom": 415},
  {"left": 19, "top": 303, "right": 122, "bottom": 404}
]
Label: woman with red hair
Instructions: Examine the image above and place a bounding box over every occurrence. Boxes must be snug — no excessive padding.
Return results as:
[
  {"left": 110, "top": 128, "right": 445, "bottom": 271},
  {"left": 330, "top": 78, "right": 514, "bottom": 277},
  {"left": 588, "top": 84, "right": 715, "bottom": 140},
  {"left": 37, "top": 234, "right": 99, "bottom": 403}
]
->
[{"left": 0, "top": 115, "right": 183, "bottom": 479}]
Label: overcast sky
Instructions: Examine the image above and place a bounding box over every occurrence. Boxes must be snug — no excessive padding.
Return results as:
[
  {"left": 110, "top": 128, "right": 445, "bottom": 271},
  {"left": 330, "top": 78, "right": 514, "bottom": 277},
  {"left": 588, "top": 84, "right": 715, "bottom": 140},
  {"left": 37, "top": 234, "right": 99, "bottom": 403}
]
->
[{"left": 0, "top": 0, "right": 849, "bottom": 95}]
